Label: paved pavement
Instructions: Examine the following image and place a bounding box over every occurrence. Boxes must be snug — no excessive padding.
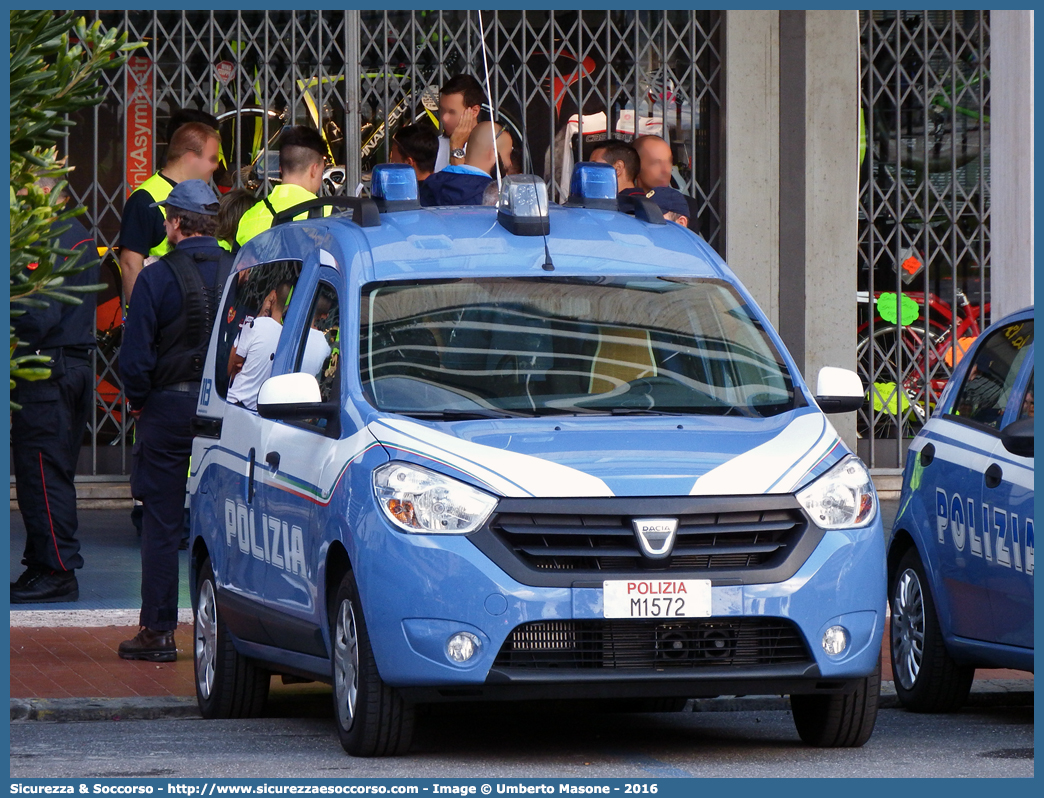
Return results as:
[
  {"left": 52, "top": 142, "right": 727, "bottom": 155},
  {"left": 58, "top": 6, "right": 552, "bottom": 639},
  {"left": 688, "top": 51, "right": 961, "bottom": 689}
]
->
[{"left": 9, "top": 504, "right": 1032, "bottom": 722}]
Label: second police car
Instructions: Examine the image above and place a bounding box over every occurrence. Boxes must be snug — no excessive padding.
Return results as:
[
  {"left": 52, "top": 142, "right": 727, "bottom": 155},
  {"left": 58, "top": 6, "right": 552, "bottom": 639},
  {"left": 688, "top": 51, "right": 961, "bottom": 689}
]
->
[
  {"left": 888, "top": 306, "right": 1033, "bottom": 711},
  {"left": 188, "top": 163, "right": 884, "bottom": 756}
]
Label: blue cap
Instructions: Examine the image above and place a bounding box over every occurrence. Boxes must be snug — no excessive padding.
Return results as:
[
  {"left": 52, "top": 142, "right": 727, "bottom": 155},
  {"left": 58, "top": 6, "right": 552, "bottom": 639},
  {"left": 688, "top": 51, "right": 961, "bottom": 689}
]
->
[
  {"left": 150, "top": 179, "right": 220, "bottom": 215},
  {"left": 645, "top": 186, "right": 689, "bottom": 218}
]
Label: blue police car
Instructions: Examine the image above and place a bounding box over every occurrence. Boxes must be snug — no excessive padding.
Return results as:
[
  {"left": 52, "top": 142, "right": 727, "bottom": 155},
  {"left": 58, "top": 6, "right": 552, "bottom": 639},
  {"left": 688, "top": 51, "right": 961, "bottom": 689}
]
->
[
  {"left": 189, "top": 163, "right": 884, "bottom": 756},
  {"left": 888, "top": 306, "right": 1033, "bottom": 711}
]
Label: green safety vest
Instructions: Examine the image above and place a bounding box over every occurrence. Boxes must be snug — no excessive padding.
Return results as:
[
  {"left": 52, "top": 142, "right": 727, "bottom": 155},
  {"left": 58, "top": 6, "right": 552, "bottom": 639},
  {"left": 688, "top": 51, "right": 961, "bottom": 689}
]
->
[
  {"left": 134, "top": 172, "right": 177, "bottom": 258},
  {"left": 235, "top": 183, "right": 329, "bottom": 248}
]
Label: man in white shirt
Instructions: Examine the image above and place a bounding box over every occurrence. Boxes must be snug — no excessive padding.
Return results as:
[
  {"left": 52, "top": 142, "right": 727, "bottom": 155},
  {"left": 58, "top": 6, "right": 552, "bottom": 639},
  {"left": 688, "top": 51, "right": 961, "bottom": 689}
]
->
[
  {"left": 433, "top": 74, "right": 485, "bottom": 172},
  {"left": 227, "top": 282, "right": 292, "bottom": 409}
]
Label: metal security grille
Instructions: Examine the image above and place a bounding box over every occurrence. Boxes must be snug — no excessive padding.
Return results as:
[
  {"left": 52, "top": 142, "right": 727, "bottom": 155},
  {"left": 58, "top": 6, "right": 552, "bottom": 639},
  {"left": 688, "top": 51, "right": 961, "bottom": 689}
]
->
[
  {"left": 357, "top": 11, "right": 722, "bottom": 238},
  {"left": 62, "top": 10, "right": 723, "bottom": 475},
  {"left": 857, "top": 11, "right": 990, "bottom": 468}
]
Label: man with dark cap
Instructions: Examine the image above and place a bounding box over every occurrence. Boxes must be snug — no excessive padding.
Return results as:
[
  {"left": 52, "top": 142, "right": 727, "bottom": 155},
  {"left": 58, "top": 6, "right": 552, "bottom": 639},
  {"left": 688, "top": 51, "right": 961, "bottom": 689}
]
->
[
  {"left": 619, "top": 185, "right": 691, "bottom": 228},
  {"left": 10, "top": 177, "right": 99, "bottom": 604},
  {"left": 118, "top": 179, "right": 231, "bottom": 662},
  {"left": 645, "top": 186, "right": 691, "bottom": 228}
]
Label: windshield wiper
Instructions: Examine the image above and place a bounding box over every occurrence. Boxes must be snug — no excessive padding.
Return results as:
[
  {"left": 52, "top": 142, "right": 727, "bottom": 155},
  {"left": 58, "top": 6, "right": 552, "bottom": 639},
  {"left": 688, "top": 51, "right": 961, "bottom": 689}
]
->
[
  {"left": 608, "top": 407, "right": 684, "bottom": 416},
  {"left": 394, "top": 408, "right": 519, "bottom": 421}
]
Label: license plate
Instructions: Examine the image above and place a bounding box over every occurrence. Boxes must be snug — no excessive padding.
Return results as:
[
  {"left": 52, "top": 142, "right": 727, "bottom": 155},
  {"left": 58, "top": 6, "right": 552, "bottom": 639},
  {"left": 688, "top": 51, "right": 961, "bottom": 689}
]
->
[{"left": 602, "top": 579, "right": 711, "bottom": 618}]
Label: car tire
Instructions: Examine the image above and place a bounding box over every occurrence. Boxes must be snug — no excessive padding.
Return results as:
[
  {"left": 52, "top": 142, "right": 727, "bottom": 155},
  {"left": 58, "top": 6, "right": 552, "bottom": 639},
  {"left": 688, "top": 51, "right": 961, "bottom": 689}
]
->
[
  {"left": 194, "top": 557, "right": 270, "bottom": 719},
  {"left": 790, "top": 655, "right": 880, "bottom": 747},
  {"left": 889, "top": 548, "right": 974, "bottom": 712},
  {"left": 330, "top": 570, "right": 414, "bottom": 757}
]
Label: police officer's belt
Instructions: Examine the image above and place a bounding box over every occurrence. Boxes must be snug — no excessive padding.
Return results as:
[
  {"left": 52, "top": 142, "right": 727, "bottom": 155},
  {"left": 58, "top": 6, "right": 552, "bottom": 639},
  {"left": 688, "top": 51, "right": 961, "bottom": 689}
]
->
[{"left": 163, "top": 381, "right": 202, "bottom": 393}]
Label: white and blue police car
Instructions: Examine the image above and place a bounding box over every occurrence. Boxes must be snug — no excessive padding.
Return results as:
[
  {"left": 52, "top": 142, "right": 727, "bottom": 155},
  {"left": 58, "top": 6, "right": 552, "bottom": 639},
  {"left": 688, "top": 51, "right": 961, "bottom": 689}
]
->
[
  {"left": 188, "top": 162, "right": 884, "bottom": 756},
  {"left": 888, "top": 306, "right": 1033, "bottom": 711}
]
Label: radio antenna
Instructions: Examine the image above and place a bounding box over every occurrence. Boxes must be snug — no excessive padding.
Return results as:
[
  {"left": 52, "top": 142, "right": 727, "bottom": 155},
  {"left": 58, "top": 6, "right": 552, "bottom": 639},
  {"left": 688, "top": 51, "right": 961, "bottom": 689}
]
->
[{"left": 478, "top": 10, "right": 502, "bottom": 189}]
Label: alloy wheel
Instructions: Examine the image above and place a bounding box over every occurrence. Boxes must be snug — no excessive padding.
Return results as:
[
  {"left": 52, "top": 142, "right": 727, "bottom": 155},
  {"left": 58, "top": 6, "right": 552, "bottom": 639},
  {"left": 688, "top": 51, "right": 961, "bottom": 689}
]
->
[
  {"left": 891, "top": 567, "right": 925, "bottom": 690},
  {"left": 195, "top": 579, "right": 218, "bottom": 699},
  {"left": 333, "top": 599, "right": 360, "bottom": 730}
]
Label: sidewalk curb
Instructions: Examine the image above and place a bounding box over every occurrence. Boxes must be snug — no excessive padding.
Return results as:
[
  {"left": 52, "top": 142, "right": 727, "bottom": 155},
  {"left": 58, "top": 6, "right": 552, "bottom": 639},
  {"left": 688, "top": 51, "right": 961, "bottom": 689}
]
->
[
  {"left": 11, "top": 681, "right": 1031, "bottom": 722},
  {"left": 11, "top": 696, "right": 200, "bottom": 723}
]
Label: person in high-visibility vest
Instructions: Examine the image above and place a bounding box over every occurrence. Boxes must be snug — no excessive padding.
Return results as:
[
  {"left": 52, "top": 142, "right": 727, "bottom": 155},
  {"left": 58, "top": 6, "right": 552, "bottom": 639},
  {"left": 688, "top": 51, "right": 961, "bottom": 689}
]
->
[
  {"left": 118, "top": 121, "right": 220, "bottom": 302},
  {"left": 235, "top": 126, "right": 330, "bottom": 249}
]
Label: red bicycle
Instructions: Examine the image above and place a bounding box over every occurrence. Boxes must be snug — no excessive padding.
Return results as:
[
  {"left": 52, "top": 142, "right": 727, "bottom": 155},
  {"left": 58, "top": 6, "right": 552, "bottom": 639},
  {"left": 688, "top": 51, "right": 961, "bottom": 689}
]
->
[{"left": 856, "top": 289, "right": 989, "bottom": 436}]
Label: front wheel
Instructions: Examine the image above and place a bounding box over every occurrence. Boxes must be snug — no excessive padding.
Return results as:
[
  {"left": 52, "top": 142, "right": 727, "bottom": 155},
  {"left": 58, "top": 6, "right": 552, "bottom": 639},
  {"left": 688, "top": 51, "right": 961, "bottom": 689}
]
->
[
  {"left": 330, "top": 570, "right": 414, "bottom": 757},
  {"left": 889, "top": 548, "right": 974, "bottom": 712},
  {"left": 790, "top": 656, "right": 881, "bottom": 747},
  {"left": 194, "top": 557, "right": 270, "bottom": 718}
]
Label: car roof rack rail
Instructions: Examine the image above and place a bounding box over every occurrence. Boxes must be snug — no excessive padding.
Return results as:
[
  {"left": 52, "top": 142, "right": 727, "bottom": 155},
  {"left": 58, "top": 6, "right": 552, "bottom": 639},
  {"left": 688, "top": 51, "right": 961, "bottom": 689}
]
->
[{"left": 271, "top": 196, "right": 381, "bottom": 229}]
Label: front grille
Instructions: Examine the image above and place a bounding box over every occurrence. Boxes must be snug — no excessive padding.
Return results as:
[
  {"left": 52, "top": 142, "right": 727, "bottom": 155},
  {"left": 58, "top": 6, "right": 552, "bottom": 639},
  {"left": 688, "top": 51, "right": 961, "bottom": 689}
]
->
[
  {"left": 493, "top": 618, "right": 811, "bottom": 670},
  {"left": 491, "top": 507, "right": 805, "bottom": 572}
]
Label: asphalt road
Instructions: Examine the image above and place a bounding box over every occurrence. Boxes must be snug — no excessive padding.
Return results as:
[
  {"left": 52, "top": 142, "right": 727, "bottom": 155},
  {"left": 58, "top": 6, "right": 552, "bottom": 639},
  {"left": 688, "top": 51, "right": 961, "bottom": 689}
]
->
[{"left": 10, "top": 701, "right": 1033, "bottom": 779}]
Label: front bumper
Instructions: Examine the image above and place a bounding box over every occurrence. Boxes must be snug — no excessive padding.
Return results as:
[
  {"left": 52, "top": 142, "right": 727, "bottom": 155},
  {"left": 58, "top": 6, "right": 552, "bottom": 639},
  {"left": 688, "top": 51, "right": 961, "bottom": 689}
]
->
[{"left": 354, "top": 501, "right": 887, "bottom": 695}]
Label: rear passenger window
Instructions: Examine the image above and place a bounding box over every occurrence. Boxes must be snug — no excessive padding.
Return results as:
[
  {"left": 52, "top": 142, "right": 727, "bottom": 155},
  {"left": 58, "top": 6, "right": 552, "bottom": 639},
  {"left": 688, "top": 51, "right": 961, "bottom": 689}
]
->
[{"left": 949, "top": 319, "right": 1033, "bottom": 430}]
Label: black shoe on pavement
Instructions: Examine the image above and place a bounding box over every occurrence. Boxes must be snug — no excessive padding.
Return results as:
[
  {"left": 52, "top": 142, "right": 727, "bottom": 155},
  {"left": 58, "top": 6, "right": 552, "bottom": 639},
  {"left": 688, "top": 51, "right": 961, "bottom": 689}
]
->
[
  {"left": 10, "top": 569, "right": 79, "bottom": 604},
  {"left": 11, "top": 567, "right": 44, "bottom": 591},
  {"left": 118, "top": 627, "right": 177, "bottom": 662}
]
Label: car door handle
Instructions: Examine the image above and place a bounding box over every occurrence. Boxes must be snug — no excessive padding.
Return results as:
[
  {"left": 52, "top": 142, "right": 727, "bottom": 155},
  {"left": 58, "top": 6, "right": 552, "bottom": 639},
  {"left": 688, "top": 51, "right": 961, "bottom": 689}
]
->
[
  {"left": 984, "top": 463, "right": 1003, "bottom": 489},
  {"left": 919, "top": 443, "right": 935, "bottom": 467},
  {"left": 266, "top": 451, "right": 281, "bottom": 471},
  {"left": 247, "top": 447, "right": 256, "bottom": 503}
]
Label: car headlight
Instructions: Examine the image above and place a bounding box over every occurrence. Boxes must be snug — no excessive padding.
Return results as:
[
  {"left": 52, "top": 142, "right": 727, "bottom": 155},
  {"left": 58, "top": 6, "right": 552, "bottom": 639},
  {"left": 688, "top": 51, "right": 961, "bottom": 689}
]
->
[
  {"left": 373, "top": 462, "right": 497, "bottom": 534},
  {"left": 796, "top": 455, "right": 876, "bottom": 529}
]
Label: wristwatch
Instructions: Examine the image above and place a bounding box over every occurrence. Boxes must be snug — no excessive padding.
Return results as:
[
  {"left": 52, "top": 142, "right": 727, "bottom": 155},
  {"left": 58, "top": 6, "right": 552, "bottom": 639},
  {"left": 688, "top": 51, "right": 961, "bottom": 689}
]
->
[{"left": 451, "top": 147, "right": 466, "bottom": 159}]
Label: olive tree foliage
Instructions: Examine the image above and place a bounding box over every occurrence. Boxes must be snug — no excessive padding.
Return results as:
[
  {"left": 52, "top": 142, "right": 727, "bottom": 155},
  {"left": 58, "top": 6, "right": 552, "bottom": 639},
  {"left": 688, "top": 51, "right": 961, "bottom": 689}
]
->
[{"left": 9, "top": 11, "right": 142, "bottom": 402}]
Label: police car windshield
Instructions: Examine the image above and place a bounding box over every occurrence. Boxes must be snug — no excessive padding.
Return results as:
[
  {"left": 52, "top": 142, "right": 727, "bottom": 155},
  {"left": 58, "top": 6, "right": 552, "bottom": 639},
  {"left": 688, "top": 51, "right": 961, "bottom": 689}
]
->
[{"left": 360, "top": 277, "right": 796, "bottom": 418}]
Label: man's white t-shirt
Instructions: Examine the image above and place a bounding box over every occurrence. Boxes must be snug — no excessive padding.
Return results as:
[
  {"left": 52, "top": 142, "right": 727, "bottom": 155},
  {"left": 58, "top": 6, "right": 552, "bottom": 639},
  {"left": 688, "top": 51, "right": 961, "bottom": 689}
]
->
[
  {"left": 300, "top": 327, "right": 332, "bottom": 379},
  {"left": 227, "top": 316, "right": 282, "bottom": 410},
  {"left": 434, "top": 136, "right": 451, "bottom": 172}
]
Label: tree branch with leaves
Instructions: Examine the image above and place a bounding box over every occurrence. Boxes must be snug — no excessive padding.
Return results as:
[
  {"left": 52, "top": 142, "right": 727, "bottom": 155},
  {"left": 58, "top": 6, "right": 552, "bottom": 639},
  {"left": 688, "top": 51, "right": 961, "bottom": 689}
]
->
[{"left": 9, "top": 11, "right": 144, "bottom": 403}]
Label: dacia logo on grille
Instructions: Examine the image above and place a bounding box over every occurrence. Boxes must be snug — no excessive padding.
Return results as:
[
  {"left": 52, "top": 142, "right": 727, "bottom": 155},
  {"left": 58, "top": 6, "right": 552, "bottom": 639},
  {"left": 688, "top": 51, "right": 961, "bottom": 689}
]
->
[{"left": 632, "top": 517, "right": 679, "bottom": 559}]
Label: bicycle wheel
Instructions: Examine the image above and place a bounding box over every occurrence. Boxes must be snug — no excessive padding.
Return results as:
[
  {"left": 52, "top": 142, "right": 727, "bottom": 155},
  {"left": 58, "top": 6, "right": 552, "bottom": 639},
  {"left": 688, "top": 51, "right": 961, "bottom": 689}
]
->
[
  {"left": 215, "top": 107, "right": 284, "bottom": 192},
  {"left": 856, "top": 324, "right": 950, "bottom": 438}
]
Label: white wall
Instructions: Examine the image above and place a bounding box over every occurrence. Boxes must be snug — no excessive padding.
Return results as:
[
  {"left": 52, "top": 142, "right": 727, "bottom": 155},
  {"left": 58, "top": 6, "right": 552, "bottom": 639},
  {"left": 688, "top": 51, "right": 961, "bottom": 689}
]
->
[{"left": 990, "top": 10, "right": 1034, "bottom": 320}]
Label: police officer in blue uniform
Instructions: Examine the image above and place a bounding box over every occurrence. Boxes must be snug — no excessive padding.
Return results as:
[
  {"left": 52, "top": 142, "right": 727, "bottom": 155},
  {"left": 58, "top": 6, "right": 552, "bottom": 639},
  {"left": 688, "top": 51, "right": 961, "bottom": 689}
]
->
[
  {"left": 11, "top": 179, "right": 99, "bottom": 604},
  {"left": 118, "top": 179, "right": 231, "bottom": 661}
]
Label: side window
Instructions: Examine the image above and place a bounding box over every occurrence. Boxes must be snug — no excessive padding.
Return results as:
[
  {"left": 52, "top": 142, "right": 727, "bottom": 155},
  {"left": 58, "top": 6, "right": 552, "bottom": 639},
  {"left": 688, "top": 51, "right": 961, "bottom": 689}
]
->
[
  {"left": 292, "top": 281, "right": 340, "bottom": 405},
  {"left": 214, "top": 260, "right": 303, "bottom": 406},
  {"left": 948, "top": 320, "right": 1033, "bottom": 430},
  {"left": 1018, "top": 370, "right": 1034, "bottom": 421}
]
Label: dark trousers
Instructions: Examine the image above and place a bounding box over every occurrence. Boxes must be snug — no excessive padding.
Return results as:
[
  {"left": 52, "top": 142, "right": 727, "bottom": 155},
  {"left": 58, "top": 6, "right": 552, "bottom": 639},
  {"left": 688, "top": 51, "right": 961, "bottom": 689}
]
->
[
  {"left": 11, "top": 361, "right": 92, "bottom": 573},
  {"left": 131, "top": 389, "right": 197, "bottom": 631}
]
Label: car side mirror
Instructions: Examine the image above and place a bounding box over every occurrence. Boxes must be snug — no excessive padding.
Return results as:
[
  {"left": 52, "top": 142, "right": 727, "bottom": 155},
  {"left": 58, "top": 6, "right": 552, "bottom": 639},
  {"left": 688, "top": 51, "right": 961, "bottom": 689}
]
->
[
  {"left": 257, "top": 372, "right": 339, "bottom": 423},
  {"left": 1000, "top": 417, "right": 1034, "bottom": 458},
  {"left": 814, "top": 366, "right": 865, "bottom": 414}
]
